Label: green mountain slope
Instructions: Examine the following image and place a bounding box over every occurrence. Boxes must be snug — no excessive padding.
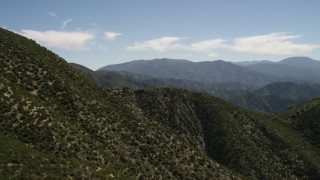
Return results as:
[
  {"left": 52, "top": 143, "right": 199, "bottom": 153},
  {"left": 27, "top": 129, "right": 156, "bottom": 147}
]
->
[
  {"left": 133, "top": 88, "right": 320, "bottom": 178},
  {"left": 280, "top": 98, "right": 320, "bottom": 150},
  {"left": 1, "top": 28, "right": 320, "bottom": 179}
]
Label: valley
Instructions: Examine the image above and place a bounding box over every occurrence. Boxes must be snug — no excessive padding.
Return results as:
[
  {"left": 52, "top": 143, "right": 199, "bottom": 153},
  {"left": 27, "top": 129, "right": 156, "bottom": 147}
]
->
[{"left": 73, "top": 58, "right": 320, "bottom": 113}]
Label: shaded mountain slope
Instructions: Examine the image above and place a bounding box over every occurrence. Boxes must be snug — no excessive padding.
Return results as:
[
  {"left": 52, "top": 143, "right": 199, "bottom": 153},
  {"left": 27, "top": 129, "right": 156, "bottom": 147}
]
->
[
  {"left": 69, "top": 63, "right": 103, "bottom": 85},
  {"left": 1, "top": 28, "right": 320, "bottom": 179},
  {"left": 99, "top": 58, "right": 280, "bottom": 86},
  {"left": 224, "top": 82, "right": 320, "bottom": 113},
  {"left": 221, "top": 90, "right": 302, "bottom": 113},
  {"left": 280, "top": 98, "right": 320, "bottom": 151},
  {"left": 254, "top": 82, "right": 320, "bottom": 100},
  {"left": 133, "top": 88, "right": 320, "bottom": 178}
]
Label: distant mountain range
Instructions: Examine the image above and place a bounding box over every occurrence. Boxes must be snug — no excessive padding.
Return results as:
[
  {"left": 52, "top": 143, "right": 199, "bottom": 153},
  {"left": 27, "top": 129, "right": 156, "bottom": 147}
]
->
[
  {"left": 100, "top": 57, "right": 320, "bottom": 85},
  {"left": 99, "top": 58, "right": 281, "bottom": 87},
  {"left": 72, "top": 63, "right": 253, "bottom": 91},
  {"left": 71, "top": 57, "right": 320, "bottom": 113},
  {"left": 72, "top": 63, "right": 320, "bottom": 113},
  {"left": 239, "top": 57, "right": 320, "bottom": 83}
]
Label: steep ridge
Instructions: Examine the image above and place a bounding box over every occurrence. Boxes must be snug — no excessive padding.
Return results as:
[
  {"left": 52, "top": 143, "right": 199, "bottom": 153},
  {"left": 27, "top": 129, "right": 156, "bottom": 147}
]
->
[
  {"left": 133, "top": 88, "right": 320, "bottom": 178},
  {"left": 1, "top": 28, "right": 320, "bottom": 179}
]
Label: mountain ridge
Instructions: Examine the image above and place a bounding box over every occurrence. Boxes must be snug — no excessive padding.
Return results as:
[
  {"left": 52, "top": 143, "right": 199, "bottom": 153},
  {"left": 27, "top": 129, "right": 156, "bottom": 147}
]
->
[
  {"left": 98, "top": 56, "right": 320, "bottom": 86},
  {"left": 244, "top": 57, "right": 320, "bottom": 83},
  {"left": 99, "top": 58, "right": 281, "bottom": 87}
]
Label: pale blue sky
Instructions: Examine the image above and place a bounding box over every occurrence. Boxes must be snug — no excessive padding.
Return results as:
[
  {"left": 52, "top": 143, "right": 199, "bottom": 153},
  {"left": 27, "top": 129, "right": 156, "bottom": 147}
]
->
[{"left": 1, "top": 0, "right": 320, "bottom": 70}]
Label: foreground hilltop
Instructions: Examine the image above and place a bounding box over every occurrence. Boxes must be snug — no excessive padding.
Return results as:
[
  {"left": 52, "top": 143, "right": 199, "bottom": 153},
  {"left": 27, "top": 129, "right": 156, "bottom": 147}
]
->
[{"left": 1, "top": 28, "right": 320, "bottom": 179}]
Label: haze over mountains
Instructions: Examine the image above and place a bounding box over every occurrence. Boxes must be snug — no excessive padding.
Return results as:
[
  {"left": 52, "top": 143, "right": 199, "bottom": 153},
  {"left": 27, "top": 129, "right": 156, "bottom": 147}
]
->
[
  {"left": 242, "top": 57, "right": 320, "bottom": 83},
  {"left": 2, "top": 28, "right": 320, "bottom": 179},
  {"left": 100, "top": 57, "right": 320, "bottom": 85},
  {"left": 87, "top": 57, "right": 320, "bottom": 113},
  {"left": 99, "top": 58, "right": 280, "bottom": 87}
]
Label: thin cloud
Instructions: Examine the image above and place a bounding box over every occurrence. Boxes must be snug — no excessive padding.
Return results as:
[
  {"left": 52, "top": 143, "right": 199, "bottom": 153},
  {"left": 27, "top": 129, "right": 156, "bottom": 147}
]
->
[
  {"left": 230, "top": 33, "right": 320, "bottom": 54},
  {"left": 104, "top": 31, "right": 122, "bottom": 41},
  {"left": 128, "top": 37, "right": 225, "bottom": 57},
  {"left": 91, "top": 22, "right": 97, "bottom": 27},
  {"left": 20, "top": 29, "right": 94, "bottom": 50},
  {"left": 48, "top": 12, "right": 57, "bottom": 17},
  {"left": 127, "top": 33, "right": 319, "bottom": 57},
  {"left": 60, "top": 18, "right": 73, "bottom": 30},
  {"left": 127, "top": 37, "right": 183, "bottom": 52},
  {"left": 208, "top": 52, "right": 218, "bottom": 58},
  {"left": 174, "top": 39, "right": 226, "bottom": 52}
]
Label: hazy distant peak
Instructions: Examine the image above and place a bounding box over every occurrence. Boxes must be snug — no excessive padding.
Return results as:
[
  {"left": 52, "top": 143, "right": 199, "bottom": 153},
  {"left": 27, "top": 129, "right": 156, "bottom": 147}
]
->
[
  {"left": 279, "top": 56, "right": 320, "bottom": 69},
  {"left": 280, "top": 56, "right": 316, "bottom": 63}
]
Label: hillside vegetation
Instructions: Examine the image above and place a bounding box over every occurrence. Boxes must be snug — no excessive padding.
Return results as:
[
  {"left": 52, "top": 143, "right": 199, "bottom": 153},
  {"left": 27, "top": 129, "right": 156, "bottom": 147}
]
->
[
  {"left": 1, "top": 28, "right": 320, "bottom": 179},
  {"left": 280, "top": 98, "right": 320, "bottom": 151}
]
